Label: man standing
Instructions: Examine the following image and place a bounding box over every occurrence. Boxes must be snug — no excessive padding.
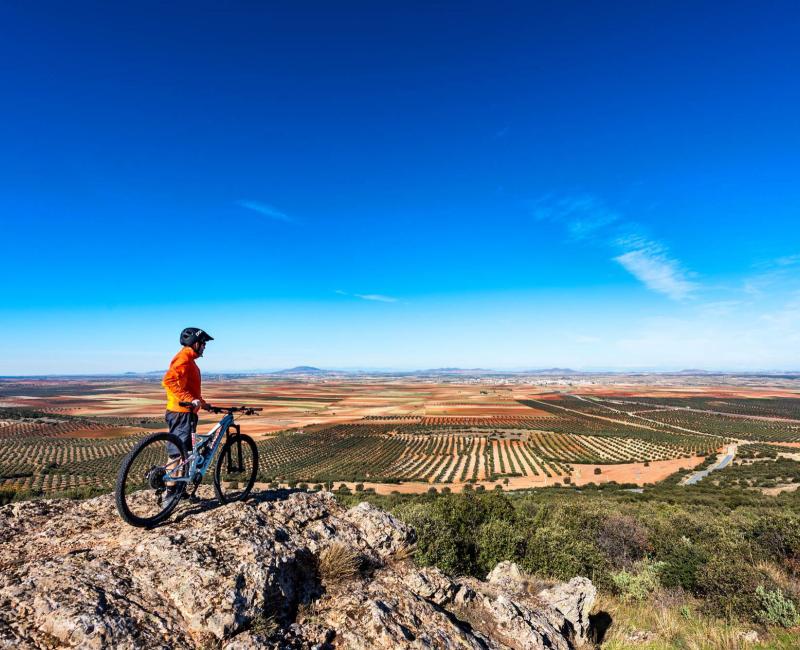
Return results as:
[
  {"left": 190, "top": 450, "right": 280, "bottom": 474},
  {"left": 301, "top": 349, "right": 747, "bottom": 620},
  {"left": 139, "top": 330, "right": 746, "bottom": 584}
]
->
[{"left": 162, "top": 327, "right": 214, "bottom": 459}]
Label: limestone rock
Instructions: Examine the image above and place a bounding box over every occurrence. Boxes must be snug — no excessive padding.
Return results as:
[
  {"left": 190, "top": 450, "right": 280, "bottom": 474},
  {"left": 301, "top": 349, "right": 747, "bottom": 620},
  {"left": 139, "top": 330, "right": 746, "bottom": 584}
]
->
[{"left": 0, "top": 489, "right": 596, "bottom": 649}]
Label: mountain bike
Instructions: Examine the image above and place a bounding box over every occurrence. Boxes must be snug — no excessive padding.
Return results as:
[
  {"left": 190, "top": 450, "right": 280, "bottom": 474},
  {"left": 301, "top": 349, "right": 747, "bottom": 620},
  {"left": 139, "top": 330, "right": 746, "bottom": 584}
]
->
[{"left": 115, "top": 403, "right": 261, "bottom": 527}]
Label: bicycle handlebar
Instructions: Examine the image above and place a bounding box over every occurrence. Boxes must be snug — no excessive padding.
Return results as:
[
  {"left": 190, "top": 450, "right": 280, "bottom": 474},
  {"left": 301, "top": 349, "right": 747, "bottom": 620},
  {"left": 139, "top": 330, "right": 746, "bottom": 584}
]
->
[{"left": 178, "top": 402, "right": 263, "bottom": 415}]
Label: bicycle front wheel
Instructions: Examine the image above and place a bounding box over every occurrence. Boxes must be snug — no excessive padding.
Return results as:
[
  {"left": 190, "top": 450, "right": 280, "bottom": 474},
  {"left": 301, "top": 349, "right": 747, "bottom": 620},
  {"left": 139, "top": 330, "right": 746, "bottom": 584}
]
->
[
  {"left": 214, "top": 434, "right": 258, "bottom": 504},
  {"left": 115, "top": 432, "right": 187, "bottom": 528}
]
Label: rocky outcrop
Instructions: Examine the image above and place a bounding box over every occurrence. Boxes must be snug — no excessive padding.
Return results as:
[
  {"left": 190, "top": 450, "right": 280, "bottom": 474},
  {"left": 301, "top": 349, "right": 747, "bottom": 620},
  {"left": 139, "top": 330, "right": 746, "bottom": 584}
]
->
[{"left": 0, "top": 488, "right": 596, "bottom": 649}]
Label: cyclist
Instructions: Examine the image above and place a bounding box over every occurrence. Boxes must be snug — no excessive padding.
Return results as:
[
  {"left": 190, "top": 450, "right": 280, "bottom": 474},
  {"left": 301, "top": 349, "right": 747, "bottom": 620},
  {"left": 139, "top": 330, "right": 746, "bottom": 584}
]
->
[{"left": 162, "top": 328, "right": 214, "bottom": 485}]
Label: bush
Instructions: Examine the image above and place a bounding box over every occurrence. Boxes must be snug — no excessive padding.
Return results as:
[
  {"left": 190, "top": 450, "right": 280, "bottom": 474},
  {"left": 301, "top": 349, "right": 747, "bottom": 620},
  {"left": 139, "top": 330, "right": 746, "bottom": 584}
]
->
[
  {"left": 394, "top": 492, "right": 516, "bottom": 577},
  {"left": 756, "top": 586, "right": 800, "bottom": 628},
  {"left": 395, "top": 502, "right": 463, "bottom": 574},
  {"left": 610, "top": 559, "right": 665, "bottom": 602},
  {"left": 476, "top": 519, "right": 526, "bottom": 575},
  {"left": 596, "top": 514, "right": 649, "bottom": 569},
  {"left": 657, "top": 539, "right": 708, "bottom": 592},
  {"left": 748, "top": 513, "right": 800, "bottom": 565},
  {"left": 355, "top": 483, "right": 364, "bottom": 492},
  {"left": 522, "top": 523, "right": 609, "bottom": 585},
  {"left": 697, "top": 555, "right": 767, "bottom": 620},
  {"left": 0, "top": 488, "right": 18, "bottom": 506},
  {"left": 594, "top": 467, "right": 602, "bottom": 475}
]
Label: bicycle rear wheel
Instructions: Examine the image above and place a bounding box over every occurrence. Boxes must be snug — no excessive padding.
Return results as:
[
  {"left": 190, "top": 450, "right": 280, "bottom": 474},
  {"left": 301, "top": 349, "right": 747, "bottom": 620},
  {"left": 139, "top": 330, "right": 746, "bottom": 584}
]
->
[
  {"left": 115, "top": 432, "right": 187, "bottom": 527},
  {"left": 214, "top": 434, "right": 258, "bottom": 503}
]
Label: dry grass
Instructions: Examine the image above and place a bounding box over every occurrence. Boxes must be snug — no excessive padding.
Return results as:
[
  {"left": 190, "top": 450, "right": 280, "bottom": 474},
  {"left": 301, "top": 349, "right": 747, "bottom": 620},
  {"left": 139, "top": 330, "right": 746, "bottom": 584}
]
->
[
  {"left": 756, "top": 561, "right": 800, "bottom": 602},
  {"left": 318, "top": 542, "right": 360, "bottom": 587},
  {"left": 595, "top": 591, "right": 772, "bottom": 650},
  {"left": 386, "top": 540, "right": 417, "bottom": 564},
  {"left": 247, "top": 611, "right": 278, "bottom": 638}
]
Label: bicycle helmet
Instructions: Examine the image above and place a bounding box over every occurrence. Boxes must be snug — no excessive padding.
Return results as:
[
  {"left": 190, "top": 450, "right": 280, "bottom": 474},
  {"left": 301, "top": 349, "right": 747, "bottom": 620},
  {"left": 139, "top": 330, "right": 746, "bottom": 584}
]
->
[{"left": 180, "top": 327, "right": 214, "bottom": 347}]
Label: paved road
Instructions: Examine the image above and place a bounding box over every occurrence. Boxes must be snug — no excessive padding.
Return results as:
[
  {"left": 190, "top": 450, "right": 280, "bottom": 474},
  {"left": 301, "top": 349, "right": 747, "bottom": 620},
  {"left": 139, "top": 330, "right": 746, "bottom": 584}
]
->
[{"left": 682, "top": 443, "right": 738, "bottom": 486}]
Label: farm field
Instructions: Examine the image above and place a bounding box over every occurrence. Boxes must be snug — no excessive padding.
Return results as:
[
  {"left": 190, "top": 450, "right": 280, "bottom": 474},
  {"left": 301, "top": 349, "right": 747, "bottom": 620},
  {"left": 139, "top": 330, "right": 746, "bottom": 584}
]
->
[{"left": 1, "top": 375, "right": 800, "bottom": 496}]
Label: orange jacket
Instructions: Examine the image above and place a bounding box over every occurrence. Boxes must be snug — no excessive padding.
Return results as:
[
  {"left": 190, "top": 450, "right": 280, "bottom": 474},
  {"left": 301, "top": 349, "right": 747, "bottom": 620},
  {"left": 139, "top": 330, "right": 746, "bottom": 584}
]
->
[{"left": 163, "top": 347, "right": 202, "bottom": 412}]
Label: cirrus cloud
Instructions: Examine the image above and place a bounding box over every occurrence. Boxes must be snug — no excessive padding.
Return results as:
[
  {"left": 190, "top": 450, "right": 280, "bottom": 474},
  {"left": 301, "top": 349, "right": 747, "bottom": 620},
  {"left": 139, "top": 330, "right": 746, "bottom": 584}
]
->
[
  {"left": 531, "top": 194, "right": 698, "bottom": 301},
  {"left": 236, "top": 199, "right": 293, "bottom": 222}
]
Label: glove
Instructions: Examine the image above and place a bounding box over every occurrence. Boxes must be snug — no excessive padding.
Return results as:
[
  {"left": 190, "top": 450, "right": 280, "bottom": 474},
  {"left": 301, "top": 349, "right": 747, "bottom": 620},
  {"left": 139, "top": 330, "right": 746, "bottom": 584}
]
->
[{"left": 191, "top": 399, "right": 205, "bottom": 411}]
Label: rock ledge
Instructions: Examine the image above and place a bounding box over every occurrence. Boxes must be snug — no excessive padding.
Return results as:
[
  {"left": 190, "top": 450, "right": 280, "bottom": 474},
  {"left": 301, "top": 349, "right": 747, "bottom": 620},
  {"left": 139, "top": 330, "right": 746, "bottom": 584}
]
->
[{"left": 0, "top": 489, "right": 596, "bottom": 649}]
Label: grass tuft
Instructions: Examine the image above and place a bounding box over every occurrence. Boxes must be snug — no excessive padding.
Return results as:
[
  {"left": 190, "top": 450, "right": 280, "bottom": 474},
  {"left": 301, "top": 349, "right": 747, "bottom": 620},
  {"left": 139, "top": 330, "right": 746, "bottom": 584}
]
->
[{"left": 318, "top": 542, "right": 360, "bottom": 587}]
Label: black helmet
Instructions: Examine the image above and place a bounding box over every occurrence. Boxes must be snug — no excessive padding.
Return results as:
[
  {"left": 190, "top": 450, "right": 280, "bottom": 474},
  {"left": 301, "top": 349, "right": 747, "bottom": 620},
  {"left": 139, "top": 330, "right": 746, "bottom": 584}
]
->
[{"left": 180, "top": 327, "right": 214, "bottom": 347}]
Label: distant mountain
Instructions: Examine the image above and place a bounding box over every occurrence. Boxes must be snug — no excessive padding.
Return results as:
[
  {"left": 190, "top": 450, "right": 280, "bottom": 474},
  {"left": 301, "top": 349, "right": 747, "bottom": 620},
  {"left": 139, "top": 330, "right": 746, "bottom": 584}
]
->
[
  {"left": 424, "top": 367, "right": 493, "bottom": 373},
  {"left": 272, "top": 366, "right": 327, "bottom": 375},
  {"left": 525, "top": 368, "right": 580, "bottom": 375}
]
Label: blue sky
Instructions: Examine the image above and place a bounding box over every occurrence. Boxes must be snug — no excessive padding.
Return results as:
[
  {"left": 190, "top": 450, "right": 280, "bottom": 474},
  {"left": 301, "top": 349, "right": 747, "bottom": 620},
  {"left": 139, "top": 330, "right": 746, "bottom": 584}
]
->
[{"left": 2, "top": 2, "right": 800, "bottom": 373}]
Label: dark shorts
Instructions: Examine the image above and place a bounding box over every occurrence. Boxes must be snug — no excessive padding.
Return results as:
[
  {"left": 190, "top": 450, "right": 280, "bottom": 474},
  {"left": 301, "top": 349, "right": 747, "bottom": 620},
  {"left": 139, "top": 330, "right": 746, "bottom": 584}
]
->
[{"left": 165, "top": 411, "right": 198, "bottom": 458}]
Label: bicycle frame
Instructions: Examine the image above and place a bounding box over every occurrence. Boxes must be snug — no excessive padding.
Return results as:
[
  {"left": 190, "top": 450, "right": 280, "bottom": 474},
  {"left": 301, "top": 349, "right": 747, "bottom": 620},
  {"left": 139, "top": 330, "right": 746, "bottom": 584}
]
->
[{"left": 165, "top": 412, "right": 236, "bottom": 484}]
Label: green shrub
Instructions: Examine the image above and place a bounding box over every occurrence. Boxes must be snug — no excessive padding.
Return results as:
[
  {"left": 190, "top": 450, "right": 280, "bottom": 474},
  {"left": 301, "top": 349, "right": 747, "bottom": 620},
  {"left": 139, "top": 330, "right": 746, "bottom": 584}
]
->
[
  {"left": 657, "top": 539, "right": 708, "bottom": 592},
  {"left": 748, "top": 513, "right": 800, "bottom": 565},
  {"left": 0, "top": 488, "right": 17, "bottom": 506},
  {"left": 756, "top": 586, "right": 800, "bottom": 628},
  {"left": 610, "top": 559, "right": 665, "bottom": 602},
  {"left": 396, "top": 502, "right": 462, "bottom": 574},
  {"left": 522, "top": 523, "right": 609, "bottom": 585},
  {"left": 697, "top": 555, "right": 766, "bottom": 620},
  {"left": 476, "top": 519, "right": 526, "bottom": 575},
  {"left": 394, "top": 492, "right": 516, "bottom": 577}
]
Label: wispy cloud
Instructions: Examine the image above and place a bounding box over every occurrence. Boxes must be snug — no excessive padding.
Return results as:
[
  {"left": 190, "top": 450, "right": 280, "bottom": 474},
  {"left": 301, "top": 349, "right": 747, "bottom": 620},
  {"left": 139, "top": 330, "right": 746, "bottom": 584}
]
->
[
  {"left": 774, "top": 254, "right": 800, "bottom": 267},
  {"left": 532, "top": 194, "right": 698, "bottom": 300},
  {"left": 696, "top": 300, "right": 743, "bottom": 317},
  {"left": 236, "top": 199, "right": 293, "bottom": 222},
  {"left": 753, "top": 253, "right": 800, "bottom": 269},
  {"left": 614, "top": 245, "right": 697, "bottom": 301},
  {"left": 743, "top": 254, "right": 800, "bottom": 297},
  {"left": 335, "top": 290, "right": 399, "bottom": 303},
  {"left": 531, "top": 194, "right": 620, "bottom": 241},
  {"left": 355, "top": 293, "right": 398, "bottom": 303}
]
